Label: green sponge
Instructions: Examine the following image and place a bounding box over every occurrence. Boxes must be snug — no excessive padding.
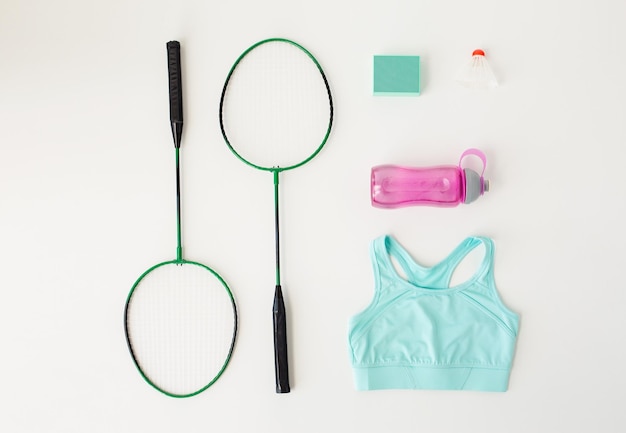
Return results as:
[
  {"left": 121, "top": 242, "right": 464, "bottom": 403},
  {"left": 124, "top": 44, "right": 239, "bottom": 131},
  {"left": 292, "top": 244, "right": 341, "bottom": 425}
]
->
[{"left": 373, "top": 55, "right": 421, "bottom": 96}]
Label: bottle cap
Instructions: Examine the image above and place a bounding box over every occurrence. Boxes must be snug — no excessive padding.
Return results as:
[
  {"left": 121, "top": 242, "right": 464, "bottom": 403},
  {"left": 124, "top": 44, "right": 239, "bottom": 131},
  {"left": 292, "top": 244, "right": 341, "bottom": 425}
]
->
[{"left": 463, "top": 168, "right": 488, "bottom": 204}]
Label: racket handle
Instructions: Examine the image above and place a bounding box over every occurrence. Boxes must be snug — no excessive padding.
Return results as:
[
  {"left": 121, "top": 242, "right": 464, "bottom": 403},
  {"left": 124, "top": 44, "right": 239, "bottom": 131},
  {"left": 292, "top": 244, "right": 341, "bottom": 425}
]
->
[
  {"left": 166, "top": 41, "right": 183, "bottom": 148},
  {"left": 273, "top": 285, "right": 290, "bottom": 393}
]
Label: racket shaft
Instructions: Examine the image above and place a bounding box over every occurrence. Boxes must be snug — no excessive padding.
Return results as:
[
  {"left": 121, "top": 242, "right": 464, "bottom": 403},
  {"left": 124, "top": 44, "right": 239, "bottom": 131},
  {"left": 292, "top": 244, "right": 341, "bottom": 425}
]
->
[{"left": 273, "top": 285, "right": 290, "bottom": 393}]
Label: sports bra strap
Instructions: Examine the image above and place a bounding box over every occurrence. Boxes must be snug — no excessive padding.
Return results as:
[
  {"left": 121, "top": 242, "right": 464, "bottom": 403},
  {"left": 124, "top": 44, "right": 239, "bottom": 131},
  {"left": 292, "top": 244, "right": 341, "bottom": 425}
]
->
[
  {"left": 379, "top": 235, "right": 416, "bottom": 278},
  {"left": 374, "top": 235, "right": 494, "bottom": 289},
  {"left": 440, "top": 236, "right": 493, "bottom": 286}
]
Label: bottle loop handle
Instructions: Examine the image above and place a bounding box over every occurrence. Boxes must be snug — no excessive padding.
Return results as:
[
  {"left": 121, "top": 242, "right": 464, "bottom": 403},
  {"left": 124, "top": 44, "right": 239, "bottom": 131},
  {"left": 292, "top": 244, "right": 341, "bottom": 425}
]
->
[{"left": 458, "top": 148, "right": 487, "bottom": 177}]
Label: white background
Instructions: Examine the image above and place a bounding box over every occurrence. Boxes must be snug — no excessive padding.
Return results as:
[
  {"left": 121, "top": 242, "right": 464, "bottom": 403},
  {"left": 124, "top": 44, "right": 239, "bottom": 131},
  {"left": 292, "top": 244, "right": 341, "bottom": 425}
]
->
[{"left": 1, "top": 0, "right": 625, "bottom": 432}]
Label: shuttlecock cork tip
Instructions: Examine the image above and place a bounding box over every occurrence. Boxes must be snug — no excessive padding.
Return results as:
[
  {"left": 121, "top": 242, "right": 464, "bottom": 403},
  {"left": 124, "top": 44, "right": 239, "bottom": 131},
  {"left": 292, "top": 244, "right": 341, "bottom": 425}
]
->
[{"left": 472, "top": 49, "right": 485, "bottom": 56}]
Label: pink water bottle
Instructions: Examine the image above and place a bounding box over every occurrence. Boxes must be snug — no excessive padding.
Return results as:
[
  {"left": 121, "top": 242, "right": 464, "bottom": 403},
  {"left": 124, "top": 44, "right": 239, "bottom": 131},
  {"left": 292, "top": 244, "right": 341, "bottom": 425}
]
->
[{"left": 371, "top": 148, "right": 489, "bottom": 208}]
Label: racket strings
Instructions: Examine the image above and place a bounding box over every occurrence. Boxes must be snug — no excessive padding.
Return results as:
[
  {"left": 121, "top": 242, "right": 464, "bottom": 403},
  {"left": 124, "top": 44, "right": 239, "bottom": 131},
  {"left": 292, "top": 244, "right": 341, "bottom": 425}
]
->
[
  {"left": 126, "top": 262, "right": 235, "bottom": 396},
  {"left": 221, "top": 40, "right": 332, "bottom": 169}
]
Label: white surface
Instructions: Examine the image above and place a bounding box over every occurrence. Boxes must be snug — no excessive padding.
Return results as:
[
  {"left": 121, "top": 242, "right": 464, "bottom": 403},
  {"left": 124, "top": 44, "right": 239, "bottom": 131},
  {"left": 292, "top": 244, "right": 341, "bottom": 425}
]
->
[{"left": 1, "top": 0, "right": 625, "bottom": 432}]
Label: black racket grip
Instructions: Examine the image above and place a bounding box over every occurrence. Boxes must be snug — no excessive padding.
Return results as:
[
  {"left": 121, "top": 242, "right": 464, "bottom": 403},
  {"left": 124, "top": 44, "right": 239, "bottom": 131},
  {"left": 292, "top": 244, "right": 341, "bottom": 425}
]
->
[
  {"left": 273, "top": 285, "right": 290, "bottom": 393},
  {"left": 166, "top": 41, "right": 183, "bottom": 148}
]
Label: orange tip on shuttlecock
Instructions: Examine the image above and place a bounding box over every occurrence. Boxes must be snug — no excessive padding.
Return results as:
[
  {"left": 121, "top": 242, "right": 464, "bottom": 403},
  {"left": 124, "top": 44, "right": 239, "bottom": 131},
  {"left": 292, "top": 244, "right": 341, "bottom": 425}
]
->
[{"left": 456, "top": 49, "right": 498, "bottom": 89}]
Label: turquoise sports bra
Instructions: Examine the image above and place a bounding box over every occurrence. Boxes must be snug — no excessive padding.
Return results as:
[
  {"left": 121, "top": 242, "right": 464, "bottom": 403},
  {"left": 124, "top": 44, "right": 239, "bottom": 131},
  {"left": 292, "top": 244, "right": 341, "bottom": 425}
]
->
[{"left": 348, "top": 235, "right": 519, "bottom": 392}]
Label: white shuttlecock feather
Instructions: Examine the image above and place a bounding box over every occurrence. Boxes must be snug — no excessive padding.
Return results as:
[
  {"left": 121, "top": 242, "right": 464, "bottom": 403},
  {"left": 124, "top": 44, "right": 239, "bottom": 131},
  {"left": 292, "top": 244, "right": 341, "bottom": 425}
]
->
[{"left": 456, "top": 49, "right": 498, "bottom": 89}]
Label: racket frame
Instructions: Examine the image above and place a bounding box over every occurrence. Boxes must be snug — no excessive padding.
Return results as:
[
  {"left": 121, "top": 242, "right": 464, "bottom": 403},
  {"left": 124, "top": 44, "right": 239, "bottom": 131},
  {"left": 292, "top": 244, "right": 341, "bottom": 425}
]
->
[
  {"left": 124, "top": 40, "right": 238, "bottom": 398},
  {"left": 124, "top": 259, "right": 238, "bottom": 398},
  {"left": 218, "top": 38, "right": 333, "bottom": 393},
  {"left": 219, "top": 37, "right": 334, "bottom": 174}
]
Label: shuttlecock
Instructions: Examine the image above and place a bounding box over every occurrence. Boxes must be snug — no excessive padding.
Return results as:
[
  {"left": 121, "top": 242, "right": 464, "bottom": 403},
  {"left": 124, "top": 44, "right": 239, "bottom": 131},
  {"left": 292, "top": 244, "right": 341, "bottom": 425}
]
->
[{"left": 456, "top": 49, "right": 498, "bottom": 89}]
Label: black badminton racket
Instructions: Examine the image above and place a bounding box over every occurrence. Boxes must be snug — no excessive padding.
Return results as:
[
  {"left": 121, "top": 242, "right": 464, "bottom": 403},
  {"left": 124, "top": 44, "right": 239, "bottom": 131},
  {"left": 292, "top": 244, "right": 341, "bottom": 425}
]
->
[
  {"left": 219, "top": 38, "right": 333, "bottom": 393},
  {"left": 124, "top": 41, "right": 237, "bottom": 398}
]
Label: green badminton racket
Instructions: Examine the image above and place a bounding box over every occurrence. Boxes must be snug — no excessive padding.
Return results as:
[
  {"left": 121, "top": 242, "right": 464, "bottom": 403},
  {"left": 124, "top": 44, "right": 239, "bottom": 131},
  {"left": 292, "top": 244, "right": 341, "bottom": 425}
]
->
[
  {"left": 124, "top": 41, "right": 237, "bottom": 398},
  {"left": 219, "top": 38, "right": 333, "bottom": 393}
]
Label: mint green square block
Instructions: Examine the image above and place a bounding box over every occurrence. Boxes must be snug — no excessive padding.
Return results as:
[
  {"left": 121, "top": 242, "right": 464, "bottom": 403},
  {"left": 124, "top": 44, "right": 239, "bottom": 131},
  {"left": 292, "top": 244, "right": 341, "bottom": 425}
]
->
[{"left": 373, "top": 55, "right": 420, "bottom": 96}]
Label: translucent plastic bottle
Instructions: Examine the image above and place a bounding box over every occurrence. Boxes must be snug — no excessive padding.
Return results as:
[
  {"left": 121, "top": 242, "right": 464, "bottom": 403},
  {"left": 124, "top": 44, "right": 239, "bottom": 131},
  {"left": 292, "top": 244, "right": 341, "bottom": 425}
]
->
[{"left": 371, "top": 148, "right": 489, "bottom": 208}]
